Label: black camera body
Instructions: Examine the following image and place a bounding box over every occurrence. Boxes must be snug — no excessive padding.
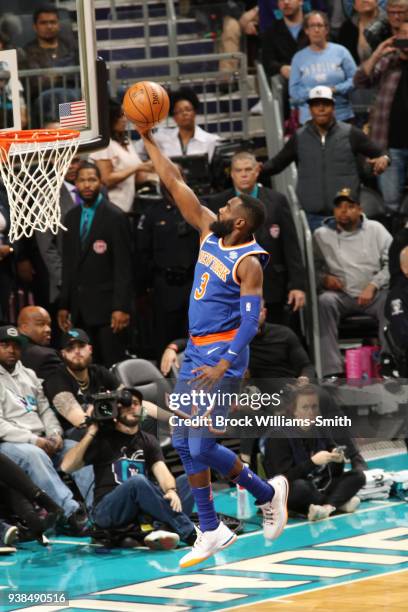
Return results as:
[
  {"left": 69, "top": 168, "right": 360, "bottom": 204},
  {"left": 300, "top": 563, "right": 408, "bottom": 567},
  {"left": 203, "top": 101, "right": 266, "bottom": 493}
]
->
[{"left": 91, "top": 389, "right": 133, "bottom": 422}]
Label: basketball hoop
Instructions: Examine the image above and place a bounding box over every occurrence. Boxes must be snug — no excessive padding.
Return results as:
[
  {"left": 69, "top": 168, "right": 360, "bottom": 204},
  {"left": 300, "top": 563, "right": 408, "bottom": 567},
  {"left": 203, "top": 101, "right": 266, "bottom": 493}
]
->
[{"left": 0, "top": 129, "right": 80, "bottom": 242}]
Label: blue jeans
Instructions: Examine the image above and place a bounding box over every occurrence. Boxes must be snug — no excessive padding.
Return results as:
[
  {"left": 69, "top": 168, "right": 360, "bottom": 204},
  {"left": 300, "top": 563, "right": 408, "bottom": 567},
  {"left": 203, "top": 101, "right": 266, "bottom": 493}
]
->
[
  {"left": 378, "top": 148, "right": 408, "bottom": 212},
  {"left": 93, "top": 474, "right": 194, "bottom": 542},
  {"left": 0, "top": 441, "right": 94, "bottom": 517}
]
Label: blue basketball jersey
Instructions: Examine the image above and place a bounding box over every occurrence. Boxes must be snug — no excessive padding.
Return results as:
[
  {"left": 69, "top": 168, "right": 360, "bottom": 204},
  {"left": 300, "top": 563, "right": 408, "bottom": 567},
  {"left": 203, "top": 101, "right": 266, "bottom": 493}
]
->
[{"left": 188, "top": 233, "right": 269, "bottom": 336}]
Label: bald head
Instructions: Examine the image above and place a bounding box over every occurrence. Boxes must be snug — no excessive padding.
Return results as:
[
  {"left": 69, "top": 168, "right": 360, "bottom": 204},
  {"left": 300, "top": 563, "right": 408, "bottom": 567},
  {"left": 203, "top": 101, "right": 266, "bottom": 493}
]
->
[{"left": 18, "top": 306, "right": 52, "bottom": 346}]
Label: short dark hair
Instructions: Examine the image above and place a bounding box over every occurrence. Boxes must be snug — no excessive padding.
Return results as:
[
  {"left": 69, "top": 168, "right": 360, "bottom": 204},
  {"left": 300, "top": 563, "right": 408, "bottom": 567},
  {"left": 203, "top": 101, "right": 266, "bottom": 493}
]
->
[
  {"left": 169, "top": 86, "right": 200, "bottom": 115},
  {"left": 33, "top": 5, "right": 59, "bottom": 24},
  {"left": 76, "top": 160, "right": 101, "bottom": 180},
  {"left": 237, "top": 193, "right": 266, "bottom": 233}
]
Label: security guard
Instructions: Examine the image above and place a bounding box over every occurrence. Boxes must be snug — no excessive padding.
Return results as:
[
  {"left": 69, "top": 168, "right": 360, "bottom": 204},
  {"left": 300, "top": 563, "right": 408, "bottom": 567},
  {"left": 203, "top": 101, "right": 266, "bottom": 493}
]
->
[{"left": 135, "top": 183, "right": 199, "bottom": 359}]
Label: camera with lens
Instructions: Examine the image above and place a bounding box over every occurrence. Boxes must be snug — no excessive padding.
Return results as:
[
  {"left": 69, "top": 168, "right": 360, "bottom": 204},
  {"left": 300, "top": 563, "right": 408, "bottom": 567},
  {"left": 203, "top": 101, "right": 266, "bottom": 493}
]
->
[{"left": 90, "top": 389, "right": 133, "bottom": 422}]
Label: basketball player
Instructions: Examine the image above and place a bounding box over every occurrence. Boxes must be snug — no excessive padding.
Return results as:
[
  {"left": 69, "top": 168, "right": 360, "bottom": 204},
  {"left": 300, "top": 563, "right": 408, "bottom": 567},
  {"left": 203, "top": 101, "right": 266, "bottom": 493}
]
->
[{"left": 138, "top": 128, "right": 288, "bottom": 569}]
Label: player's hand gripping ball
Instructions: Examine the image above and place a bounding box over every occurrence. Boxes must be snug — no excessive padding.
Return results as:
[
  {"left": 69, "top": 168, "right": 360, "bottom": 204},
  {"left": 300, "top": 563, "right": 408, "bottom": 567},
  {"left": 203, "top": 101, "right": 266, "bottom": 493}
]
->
[{"left": 123, "top": 81, "right": 170, "bottom": 132}]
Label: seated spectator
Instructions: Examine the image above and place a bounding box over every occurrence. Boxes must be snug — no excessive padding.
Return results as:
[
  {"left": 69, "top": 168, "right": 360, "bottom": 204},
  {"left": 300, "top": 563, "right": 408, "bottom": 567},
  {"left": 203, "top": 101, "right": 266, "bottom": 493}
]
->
[
  {"left": 314, "top": 188, "right": 392, "bottom": 377},
  {"left": 45, "top": 328, "right": 170, "bottom": 432},
  {"left": 35, "top": 154, "right": 80, "bottom": 309},
  {"left": 90, "top": 100, "right": 156, "bottom": 214},
  {"left": 263, "top": 384, "right": 366, "bottom": 520},
  {"left": 18, "top": 306, "right": 63, "bottom": 380},
  {"left": 261, "top": 0, "right": 308, "bottom": 118},
  {"left": 136, "top": 86, "right": 220, "bottom": 162},
  {"left": 45, "top": 328, "right": 119, "bottom": 431},
  {"left": 263, "top": 86, "right": 389, "bottom": 231},
  {"left": 338, "top": 0, "right": 385, "bottom": 64},
  {"left": 289, "top": 10, "right": 357, "bottom": 124},
  {"left": 0, "top": 325, "right": 91, "bottom": 531},
  {"left": 57, "top": 162, "right": 133, "bottom": 367},
  {"left": 0, "top": 451, "right": 61, "bottom": 544},
  {"left": 22, "top": 4, "right": 78, "bottom": 76},
  {"left": 354, "top": 19, "right": 408, "bottom": 214},
  {"left": 209, "top": 151, "right": 306, "bottom": 322},
  {"left": 364, "top": 0, "right": 408, "bottom": 50},
  {"left": 61, "top": 387, "right": 196, "bottom": 550}
]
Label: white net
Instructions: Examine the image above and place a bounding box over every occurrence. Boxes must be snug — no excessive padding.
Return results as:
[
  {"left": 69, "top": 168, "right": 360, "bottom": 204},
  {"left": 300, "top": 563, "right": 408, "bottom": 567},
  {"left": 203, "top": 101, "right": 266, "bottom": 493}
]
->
[{"left": 0, "top": 130, "right": 80, "bottom": 242}]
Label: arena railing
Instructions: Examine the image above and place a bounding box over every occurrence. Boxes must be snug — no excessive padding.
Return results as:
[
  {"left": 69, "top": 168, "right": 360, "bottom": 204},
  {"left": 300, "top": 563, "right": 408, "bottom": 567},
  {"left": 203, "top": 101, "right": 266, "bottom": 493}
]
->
[
  {"left": 107, "top": 52, "right": 250, "bottom": 140},
  {"left": 256, "top": 61, "right": 323, "bottom": 378}
]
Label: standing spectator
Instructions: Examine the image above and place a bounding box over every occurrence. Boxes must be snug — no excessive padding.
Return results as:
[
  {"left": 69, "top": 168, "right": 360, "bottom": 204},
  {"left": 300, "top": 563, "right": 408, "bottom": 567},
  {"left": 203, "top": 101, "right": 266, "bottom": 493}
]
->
[
  {"left": 263, "top": 86, "right": 389, "bottom": 230},
  {"left": 0, "top": 325, "right": 90, "bottom": 531},
  {"left": 364, "top": 0, "right": 408, "bottom": 50},
  {"left": 57, "top": 162, "right": 132, "bottom": 367},
  {"left": 261, "top": 0, "right": 308, "bottom": 119},
  {"left": 354, "top": 21, "right": 408, "bottom": 213},
  {"left": 90, "top": 100, "right": 156, "bottom": 214},
  {"left": 135, "top": 183, "right": 199, "bottom": 359},
  {"left": 209, "top": 151, "right": 306, "bottom": 322},
  {"left": 314, "top": 188, "right": 392, "bottom": 377},
  {"left": 338, "top": 0, "right": 385, "bottom": 64},
  {"left": 35, "top": 155, "right": 80, "bottom": 309},
  {"left": 261, "top": 0, "right": 308, "bottom": 80},
  {"left": 289, "top": 10, "right": 357, "bottom": 124},
  {"left": 136, "top": 87, "right": 220, "bottom": 162}
]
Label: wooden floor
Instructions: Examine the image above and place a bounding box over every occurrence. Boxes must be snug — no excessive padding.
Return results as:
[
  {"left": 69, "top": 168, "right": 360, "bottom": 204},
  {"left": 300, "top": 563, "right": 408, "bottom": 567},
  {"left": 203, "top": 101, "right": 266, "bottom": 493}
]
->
[{"left": 234, "top": 569, "right": 408, "bottom": 612}]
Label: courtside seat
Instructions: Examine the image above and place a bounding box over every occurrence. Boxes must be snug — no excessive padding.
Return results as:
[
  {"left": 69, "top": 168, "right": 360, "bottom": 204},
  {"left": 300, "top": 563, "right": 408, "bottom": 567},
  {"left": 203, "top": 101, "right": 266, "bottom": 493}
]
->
[
  {"left": 112, "top": 358, "right": 172, "bottom": 409},
  {"left": 339, "top": 314, "right": 379, "bottom": 343}
]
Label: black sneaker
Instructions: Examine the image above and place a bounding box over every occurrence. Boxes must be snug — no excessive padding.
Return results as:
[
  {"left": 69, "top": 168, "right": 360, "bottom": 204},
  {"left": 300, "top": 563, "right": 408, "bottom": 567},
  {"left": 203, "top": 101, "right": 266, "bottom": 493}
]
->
[{"left": 61, "top": 507, "right": 89, "bottom": 536}]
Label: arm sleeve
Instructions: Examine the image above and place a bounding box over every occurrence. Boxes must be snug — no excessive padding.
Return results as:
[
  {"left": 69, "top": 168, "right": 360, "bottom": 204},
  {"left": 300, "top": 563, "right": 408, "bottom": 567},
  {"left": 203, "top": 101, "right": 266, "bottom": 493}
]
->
[
  {"left": 350, "top": 125, "right": 387, "bottom": 158},
  {"left": 370, "top": 225, "right": 393, "bottom": 289},
  {"left": 313, "top": 234, "right": 330, "bottom": 292},
  {"left": 112, "top": 212, "right": 133, "bottom": 313},
  {"left": 333, "top": 49, "right": 357, "bottom": 95},
  {"left": 289, "top": 54, "right": 310, "bottom": 106},
  {"left": 226, "top": 295, "right": 261, "bottom": 362},
  {"left": 262, "top": 136, "right": 298, "bottom": 175}
]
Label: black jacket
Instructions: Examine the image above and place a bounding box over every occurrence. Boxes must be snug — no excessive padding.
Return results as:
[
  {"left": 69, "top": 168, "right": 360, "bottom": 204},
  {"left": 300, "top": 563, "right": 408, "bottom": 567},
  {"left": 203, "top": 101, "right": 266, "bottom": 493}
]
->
[
  {"left": 20, "top": 338, "right": 63, "bottom": 381},
  {"left": 60, "top": 196, "right": 132, "bottom": 326},
  {"left": 208, "top": 186, "right": 305, "bottom": 304},
  {"left": 261, "top": 18, "right": 308, "bottom": 77}
]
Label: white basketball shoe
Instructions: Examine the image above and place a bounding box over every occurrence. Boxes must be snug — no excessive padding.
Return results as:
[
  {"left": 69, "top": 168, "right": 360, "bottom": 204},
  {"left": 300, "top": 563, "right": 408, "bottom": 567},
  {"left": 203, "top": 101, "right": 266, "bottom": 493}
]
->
[
  {"left": 179, "top": 521, "right": 237, "bottom": 569},
  {"left": 258, "top": 475, "right": 289, "bottom": 540}
]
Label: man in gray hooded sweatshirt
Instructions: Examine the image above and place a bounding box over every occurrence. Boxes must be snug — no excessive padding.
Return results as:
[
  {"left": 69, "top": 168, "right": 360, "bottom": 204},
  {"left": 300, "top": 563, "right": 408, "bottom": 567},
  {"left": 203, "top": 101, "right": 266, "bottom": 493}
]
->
[{"left": 314, "top": 188, "right": 392, "bottom": 377}]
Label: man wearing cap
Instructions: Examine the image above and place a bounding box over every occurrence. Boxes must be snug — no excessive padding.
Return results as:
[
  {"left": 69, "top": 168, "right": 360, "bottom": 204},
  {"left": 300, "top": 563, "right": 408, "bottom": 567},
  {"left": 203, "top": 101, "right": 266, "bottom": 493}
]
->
[
  {"left": 61, "top": 387, "right": 196, "bottom": 550},
  {"left": 263, "top": 86, "right": 390, "bottom": 231},
  {"left": 44, "top": 328, "right": 118, "bottom": 432},
  {"left": 314, "top": 189, "right": 392, "bottom": 377},
  {"left": 0, "top": 325, "right": 92, "bottom": 531}
]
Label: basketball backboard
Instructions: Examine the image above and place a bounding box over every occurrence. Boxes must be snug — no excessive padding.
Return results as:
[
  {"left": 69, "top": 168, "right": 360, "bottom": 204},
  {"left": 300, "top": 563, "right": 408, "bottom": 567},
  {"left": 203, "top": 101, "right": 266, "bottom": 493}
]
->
[{"left": 0, "top": 0, "right": 108, "bottom": 152}]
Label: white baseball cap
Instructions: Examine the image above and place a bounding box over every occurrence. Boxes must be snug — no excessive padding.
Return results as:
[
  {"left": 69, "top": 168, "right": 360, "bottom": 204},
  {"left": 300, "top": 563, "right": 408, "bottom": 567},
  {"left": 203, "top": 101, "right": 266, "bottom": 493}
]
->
[{"left": 308, "top": 86, "right": 334, "bottom": 103}]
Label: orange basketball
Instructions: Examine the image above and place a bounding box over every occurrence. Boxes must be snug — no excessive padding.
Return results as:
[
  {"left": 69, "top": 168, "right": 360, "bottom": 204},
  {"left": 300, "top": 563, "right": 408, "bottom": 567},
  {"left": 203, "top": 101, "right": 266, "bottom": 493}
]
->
[{"left": 123, "top": 81, "right": 170, "bottom": 130}]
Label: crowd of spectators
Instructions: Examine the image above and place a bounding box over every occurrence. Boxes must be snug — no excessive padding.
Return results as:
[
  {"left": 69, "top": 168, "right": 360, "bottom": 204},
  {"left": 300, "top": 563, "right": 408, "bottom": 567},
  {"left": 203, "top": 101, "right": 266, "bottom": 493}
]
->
[{"left": 1, "top": 0, "right": 408, "bottom": 555}]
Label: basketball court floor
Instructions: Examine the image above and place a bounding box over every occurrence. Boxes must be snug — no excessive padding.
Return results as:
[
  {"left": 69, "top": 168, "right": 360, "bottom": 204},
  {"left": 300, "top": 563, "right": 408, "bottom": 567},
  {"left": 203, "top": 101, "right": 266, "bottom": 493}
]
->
[{"left": 1, "top": 451, "right": 407, "bottom": 612}]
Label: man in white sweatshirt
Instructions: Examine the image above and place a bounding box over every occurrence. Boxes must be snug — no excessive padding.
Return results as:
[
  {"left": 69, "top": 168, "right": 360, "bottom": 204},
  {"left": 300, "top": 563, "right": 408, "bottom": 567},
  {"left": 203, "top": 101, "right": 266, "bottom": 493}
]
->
[
  {"left": 314, "top": 188, "right": 392, "bottom": 377},
  {"left": 0, "top": 325, "right": 91, "bottom": 532}
]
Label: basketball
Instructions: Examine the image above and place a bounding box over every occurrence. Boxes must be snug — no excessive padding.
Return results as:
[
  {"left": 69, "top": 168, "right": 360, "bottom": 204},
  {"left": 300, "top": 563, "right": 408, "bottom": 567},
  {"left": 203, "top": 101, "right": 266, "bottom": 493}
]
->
[{"left": 122, "top": 81, "right": 170, "bottom": 130}]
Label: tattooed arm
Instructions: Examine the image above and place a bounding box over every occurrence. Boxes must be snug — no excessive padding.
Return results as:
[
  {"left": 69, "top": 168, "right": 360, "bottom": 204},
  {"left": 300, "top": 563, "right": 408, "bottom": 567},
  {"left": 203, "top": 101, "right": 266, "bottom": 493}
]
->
[{"left": 52, "top": 392, "right": 87, "bottom": 427}]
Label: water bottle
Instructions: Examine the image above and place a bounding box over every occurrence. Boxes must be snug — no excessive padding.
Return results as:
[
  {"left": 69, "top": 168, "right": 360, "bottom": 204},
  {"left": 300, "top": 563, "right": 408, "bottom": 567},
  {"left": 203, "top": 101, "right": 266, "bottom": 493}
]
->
[{"left": 236, "top": 484, "right": 251, "bottom": 519}]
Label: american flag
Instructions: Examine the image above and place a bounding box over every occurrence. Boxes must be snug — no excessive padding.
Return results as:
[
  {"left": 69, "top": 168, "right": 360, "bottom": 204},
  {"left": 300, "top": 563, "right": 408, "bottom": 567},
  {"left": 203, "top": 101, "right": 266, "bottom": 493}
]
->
[{"left": 59, "top": 100, "right": 87, "bottom": 128}]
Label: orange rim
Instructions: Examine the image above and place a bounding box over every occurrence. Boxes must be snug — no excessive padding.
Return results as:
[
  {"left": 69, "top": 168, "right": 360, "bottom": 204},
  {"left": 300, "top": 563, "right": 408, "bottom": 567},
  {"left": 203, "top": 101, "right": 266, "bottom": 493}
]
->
[{"left": 0, "top": 129, "right": 80, "bottom": 153}]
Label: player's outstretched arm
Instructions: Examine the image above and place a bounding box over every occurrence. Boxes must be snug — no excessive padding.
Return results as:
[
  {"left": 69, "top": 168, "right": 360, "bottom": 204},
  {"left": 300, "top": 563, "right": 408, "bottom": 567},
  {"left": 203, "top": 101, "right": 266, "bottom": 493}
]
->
[{"left": 140, "top": 129, "right": 215, "bottom": 234}]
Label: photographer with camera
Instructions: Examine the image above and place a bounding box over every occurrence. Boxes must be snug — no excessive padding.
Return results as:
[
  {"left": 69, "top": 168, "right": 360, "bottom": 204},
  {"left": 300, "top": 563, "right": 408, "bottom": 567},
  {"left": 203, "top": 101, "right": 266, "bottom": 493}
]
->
[
  {"left": 61, "top": 388, "right": 196, "bottom": 550},
  {"left": 354, "top": 16, "right": 408, "bottom": 214}
]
